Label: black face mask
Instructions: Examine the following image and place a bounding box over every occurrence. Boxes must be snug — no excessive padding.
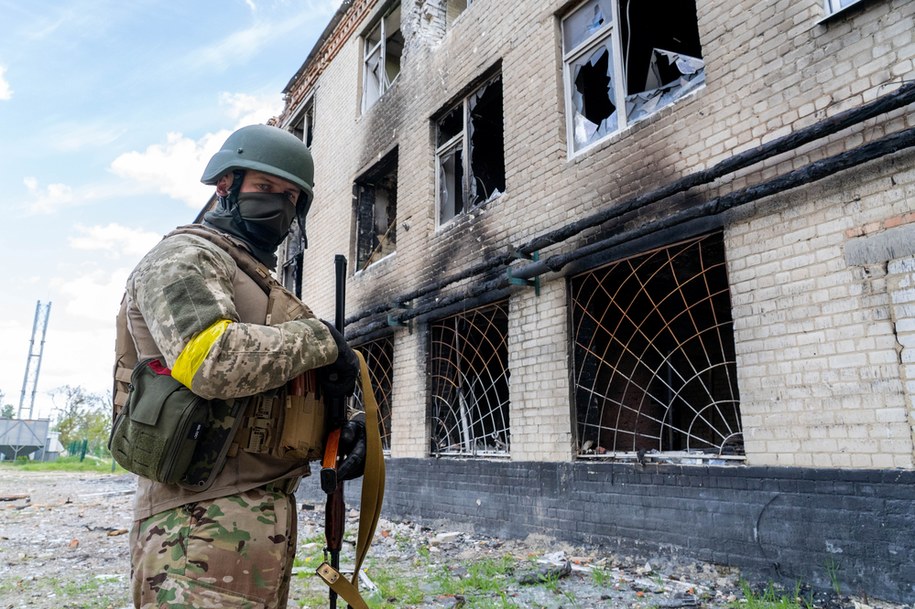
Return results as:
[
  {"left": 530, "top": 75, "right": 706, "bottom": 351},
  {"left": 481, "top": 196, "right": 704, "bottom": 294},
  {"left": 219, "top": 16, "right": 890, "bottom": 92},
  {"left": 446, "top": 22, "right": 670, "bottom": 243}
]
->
[{"left": 232, "top": 192, "right": 297, "bottom": 252}]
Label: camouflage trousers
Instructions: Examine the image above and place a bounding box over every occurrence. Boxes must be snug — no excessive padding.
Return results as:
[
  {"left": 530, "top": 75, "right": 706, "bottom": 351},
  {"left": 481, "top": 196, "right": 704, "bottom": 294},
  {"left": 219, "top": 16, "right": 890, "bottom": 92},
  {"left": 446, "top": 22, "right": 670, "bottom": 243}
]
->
[{"left": 130, "top": 487, "right": 297, "bottom": 609}]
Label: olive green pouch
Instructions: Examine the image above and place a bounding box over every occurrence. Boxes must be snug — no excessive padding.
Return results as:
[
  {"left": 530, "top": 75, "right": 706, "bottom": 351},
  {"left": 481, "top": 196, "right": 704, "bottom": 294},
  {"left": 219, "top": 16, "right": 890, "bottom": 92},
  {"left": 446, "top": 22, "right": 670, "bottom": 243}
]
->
[{"left": 108, "top": 358, "right": 209, "bottom": 484}]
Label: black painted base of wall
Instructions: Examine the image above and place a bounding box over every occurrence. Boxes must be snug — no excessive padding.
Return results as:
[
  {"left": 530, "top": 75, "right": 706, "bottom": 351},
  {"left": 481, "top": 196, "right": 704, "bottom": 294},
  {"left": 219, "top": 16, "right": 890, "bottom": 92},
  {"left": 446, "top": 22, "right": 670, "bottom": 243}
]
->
[{"left": 298, "top": 458, "right": 915, "bottom": 603}]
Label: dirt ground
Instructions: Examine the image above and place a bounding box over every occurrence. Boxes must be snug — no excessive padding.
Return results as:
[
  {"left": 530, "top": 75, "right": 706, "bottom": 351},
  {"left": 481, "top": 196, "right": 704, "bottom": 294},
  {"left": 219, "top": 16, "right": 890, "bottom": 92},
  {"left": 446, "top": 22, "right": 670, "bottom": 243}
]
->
[{"left": 0, "top": 469, "right": 909, "bottom": 609}]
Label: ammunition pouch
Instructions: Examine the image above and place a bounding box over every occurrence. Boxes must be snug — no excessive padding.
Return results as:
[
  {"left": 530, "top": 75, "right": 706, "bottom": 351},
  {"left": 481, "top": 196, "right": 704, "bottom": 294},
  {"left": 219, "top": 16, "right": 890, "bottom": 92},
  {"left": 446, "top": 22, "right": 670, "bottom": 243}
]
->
[{"left": 234, "top": 369, "right": 326, "bottom": 462}]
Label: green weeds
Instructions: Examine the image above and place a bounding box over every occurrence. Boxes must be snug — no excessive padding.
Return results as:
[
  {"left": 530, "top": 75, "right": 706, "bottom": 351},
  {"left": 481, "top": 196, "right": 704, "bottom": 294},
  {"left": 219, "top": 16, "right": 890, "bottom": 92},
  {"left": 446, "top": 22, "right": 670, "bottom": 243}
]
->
[
  {"left": 731, "top": 580, "right": 814, "bottom": 609},
  {"left": 0, "top": 455, "right": 126, "bottom": 474}
]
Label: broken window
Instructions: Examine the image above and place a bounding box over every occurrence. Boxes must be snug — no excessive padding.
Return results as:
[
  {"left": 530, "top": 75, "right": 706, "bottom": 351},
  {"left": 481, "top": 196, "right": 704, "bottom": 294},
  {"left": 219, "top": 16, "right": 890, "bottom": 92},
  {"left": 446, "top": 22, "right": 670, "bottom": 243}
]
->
[
  {"left": 446, "top": 0, "right": 472, "bottom": 27},
  {"left": 435, "top": 74, "right": 505, "bottom": 225},
  {"left": 288, "top": 96, "right": 314, "bottom": 147},
  {"left": 362, "top": 3, "right": 404, "bottom": 112},
  {"left": 562, "top": 0, "right": 705, "bottom": 154},
  {"left": 281, "top": 220, "right": 306, "bottom": 298},
  {"left": 353, "top": 336, "right": 394, "bottom": 452},
  {"left": 429, "top": 302, "right": 510, "bottom": 457},
  {"left": 569, "top": 233, "right": 744, "bottom": 464},
  {"left": 354, "top": 149, "right": 397, "bottom": 272}
]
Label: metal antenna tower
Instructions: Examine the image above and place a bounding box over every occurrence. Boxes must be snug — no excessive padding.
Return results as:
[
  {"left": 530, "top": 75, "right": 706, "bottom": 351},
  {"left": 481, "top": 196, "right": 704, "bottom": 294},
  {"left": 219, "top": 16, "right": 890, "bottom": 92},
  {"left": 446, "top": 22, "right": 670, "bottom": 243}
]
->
[{"left": 18, "top": 301, "right": 52, "bottom": 419}]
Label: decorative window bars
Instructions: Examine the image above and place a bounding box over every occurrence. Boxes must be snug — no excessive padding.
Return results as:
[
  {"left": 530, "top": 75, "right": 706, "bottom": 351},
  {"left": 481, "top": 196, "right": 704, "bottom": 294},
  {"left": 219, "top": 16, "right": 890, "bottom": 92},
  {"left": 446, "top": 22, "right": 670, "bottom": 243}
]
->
[
  {"left": 570, "top": 233, "right": 744, "bottom": 463},
  {"left": 353, "top": 336, "right": 394, "bottom": 452},
  {"left": 429, "top": 302, "right": 510, "bottom": 457}
]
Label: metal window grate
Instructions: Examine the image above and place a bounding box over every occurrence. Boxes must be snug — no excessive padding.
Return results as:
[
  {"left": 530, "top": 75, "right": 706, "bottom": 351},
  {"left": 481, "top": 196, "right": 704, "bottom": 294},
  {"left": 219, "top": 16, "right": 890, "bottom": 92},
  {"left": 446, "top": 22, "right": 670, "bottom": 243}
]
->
[
  {"left": 429, "top": 302, "right": 510, "bottom": 457},
  {"left": 570, "top": 233, "right": 743, "bottom": 462},
  {"left": 353, "top": 337, "right": 394, "bottom": 451}
]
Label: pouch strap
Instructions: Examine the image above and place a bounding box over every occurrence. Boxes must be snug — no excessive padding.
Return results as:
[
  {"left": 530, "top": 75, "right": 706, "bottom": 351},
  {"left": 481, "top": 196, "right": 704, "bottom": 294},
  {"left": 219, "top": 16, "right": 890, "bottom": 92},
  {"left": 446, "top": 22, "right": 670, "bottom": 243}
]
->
[{"left": 315, "top": 350, "right": 386, "bottom": 608}]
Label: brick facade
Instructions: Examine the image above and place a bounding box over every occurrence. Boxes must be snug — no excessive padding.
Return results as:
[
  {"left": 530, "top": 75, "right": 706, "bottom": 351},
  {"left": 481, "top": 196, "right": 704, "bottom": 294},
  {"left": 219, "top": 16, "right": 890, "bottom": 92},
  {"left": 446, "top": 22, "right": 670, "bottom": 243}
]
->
[{"left": 279, "top": 0, "right": 915, "bottom": 601}]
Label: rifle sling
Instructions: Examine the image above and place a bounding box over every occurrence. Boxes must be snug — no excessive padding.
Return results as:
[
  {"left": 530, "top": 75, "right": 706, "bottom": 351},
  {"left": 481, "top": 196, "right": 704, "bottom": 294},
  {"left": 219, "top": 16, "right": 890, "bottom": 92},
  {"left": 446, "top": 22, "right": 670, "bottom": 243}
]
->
[{"left": 316, "top": 350, "right": 386, "bottom": 609}]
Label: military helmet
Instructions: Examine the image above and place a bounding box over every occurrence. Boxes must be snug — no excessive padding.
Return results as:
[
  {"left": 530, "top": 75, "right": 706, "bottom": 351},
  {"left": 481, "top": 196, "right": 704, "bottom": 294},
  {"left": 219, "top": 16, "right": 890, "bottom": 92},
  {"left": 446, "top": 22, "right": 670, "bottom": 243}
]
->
[{"left": 201, "top": 124, "right": 314, "bottom": 205}]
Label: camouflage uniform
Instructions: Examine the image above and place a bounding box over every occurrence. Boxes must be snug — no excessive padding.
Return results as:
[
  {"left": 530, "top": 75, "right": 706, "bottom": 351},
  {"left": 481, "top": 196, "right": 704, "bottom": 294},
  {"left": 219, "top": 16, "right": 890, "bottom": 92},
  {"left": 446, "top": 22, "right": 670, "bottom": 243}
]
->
[
  {"left": 123, "top": 227, "right": 337, "bottom": 608},
  {"left": 130, "top": 488, "right": 295, "bottom": 609}
]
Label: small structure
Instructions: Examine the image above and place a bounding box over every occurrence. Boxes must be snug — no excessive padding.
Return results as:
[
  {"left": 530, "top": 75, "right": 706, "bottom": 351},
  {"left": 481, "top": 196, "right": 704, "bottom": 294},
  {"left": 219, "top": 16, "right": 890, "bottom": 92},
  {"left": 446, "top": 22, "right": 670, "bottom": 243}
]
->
[{"left": 0, "top": 418, "right": 50, "bottom": 460}]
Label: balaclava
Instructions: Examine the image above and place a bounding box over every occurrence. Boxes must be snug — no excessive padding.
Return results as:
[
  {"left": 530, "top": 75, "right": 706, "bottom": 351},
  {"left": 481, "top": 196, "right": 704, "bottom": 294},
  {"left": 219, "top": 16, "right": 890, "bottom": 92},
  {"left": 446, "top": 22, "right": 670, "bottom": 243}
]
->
[{"left": 203, "top": 170, "right": 297, "bottom": 269}]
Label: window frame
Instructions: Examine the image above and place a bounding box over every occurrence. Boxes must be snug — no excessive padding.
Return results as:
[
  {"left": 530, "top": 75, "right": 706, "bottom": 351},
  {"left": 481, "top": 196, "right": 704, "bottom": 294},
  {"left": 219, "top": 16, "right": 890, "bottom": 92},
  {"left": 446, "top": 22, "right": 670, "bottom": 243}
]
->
[
  {"left": 353, "top": 149, "right": 398, "bottom": 273},
  {"left": 285, "top": 94, "right": 315, "bottom": 148},
  {"left": 434, "top": 73, "right": 504, "bottom": 227},
  {"left": 361, "top": 3, "right": 403, "bottom": 113},
  {"left": 561, "top": 0, "right": 706, "bottom": 158},
  {"left": 824, "top": 0, "right": 864, "bottom": 16},
  {"left": 446, "top": 0, "right": 473, "bottom": 28}
]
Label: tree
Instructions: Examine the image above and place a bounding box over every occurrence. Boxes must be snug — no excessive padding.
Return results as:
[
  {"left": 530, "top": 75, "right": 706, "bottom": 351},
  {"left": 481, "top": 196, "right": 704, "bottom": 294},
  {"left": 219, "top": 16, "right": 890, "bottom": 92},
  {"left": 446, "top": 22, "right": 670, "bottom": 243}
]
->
[
  {"left": 0, "top": 390, "right": 14, "bottom": 419},
  {"left": 50, "top": 385, "right": 111, "bottom": 456}
]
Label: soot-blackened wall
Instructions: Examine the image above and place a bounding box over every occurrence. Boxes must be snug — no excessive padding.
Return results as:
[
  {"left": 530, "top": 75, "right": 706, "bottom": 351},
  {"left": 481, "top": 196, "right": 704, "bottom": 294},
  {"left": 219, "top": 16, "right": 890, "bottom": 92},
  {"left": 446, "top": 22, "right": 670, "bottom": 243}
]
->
[{"left": 299, "top": 459, "right": 915, "bottom": 603}]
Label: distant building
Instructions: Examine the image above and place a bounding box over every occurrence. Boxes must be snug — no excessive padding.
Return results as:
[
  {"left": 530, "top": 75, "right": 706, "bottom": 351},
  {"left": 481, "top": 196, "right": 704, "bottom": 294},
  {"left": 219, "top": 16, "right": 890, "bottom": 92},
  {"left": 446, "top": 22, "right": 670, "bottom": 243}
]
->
[
  {"left": 272, "top": 0, "right": 915, "bottom": 601},
  {"left": 0, "top": 418, "right": 50, "bottom": 460}
]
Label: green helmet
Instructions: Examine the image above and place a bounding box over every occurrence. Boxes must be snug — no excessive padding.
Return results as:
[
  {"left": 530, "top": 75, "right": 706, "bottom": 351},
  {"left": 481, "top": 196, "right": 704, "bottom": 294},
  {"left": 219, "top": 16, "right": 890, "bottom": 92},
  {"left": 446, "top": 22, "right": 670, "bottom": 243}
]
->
[{"left": 201, "top": 124, "right": 314, "bottom": 206}]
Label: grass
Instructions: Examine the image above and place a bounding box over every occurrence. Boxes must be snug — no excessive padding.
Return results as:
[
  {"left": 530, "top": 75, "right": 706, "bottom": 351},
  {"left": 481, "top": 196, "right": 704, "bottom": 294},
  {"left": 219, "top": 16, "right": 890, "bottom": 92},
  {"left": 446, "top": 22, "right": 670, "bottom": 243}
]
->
[
  {"left": 433, "top": 555, "right": 516, "bottom": 597},
  {"left": 824, "top": 557, "right": 842, "bottom": 596},
  {"left": 731, "top": 580, "right": 814, "bottom": 609},
  {"left": 0, "top": 454, "right": 127, "bottom": 474}
]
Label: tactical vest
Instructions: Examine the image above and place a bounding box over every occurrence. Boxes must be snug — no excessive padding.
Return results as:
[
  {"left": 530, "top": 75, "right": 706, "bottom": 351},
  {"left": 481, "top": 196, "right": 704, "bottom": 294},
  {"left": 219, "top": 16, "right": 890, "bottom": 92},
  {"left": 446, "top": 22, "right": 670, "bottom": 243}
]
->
[{"left": 113, "top": 225, "right": 325, "bottom": 491}]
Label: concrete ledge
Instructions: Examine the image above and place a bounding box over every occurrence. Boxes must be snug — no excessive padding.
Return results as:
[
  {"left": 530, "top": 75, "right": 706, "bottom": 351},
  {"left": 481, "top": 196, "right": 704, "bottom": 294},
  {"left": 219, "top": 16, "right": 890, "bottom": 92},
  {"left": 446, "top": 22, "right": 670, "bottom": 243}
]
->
[{"left": 845, "top": 223, "right": 915, "bottom": 265}]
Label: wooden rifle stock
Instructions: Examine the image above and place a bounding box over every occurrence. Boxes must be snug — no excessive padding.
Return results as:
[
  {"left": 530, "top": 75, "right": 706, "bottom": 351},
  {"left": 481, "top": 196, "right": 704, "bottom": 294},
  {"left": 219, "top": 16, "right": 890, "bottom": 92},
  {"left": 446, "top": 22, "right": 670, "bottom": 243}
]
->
[{"left": 322, "top": 254, "right": 347, "bottom": 609}]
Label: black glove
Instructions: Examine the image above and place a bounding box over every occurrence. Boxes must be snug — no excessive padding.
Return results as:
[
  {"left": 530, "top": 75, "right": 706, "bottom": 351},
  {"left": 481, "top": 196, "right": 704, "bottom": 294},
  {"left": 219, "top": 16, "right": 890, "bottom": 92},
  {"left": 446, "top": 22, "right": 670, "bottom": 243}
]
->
[
  {"left": 336, "top": 418, "right": 367, "bottom": 481},
  {"left": 317, "top": 320, "right": 359, "bottom": 399}
]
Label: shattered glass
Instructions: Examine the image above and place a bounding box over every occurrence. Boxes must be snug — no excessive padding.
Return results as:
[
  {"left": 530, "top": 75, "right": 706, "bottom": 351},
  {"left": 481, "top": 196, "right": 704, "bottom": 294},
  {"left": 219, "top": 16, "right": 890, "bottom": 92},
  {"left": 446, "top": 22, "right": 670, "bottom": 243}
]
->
[
  {"left": 571, "top": 42, "right": 617, "bottom": 150},
  {"left": 438, "top": 105, "right": 463, "bottom": 147},
  {"left": 625, "top": 49, "right": 705, "bottom": 124},
  {"left": 438, "top": 143, "right": 464, "bottom": 223}
]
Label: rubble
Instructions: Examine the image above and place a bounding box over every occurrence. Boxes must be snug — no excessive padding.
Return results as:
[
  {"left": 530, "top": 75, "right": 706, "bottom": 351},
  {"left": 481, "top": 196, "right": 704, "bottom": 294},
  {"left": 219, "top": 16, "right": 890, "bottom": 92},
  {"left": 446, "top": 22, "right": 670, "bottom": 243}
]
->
[{"left": 0, "top": 470, "right": 911, "bottom": 609}]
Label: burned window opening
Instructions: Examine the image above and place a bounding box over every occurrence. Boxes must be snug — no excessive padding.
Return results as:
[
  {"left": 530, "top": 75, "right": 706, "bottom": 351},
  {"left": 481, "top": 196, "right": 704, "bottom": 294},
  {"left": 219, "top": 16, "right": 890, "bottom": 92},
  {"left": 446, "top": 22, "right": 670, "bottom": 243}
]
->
[
  {"left": 429, "top": 302, "right": 510, "bottom": 457},
  {"left": 570, "top": 233, "right": 743, "bottom": 464},
  {"left": 288, "top": 98, "right": 314, "bottom": 148},
  {"left": 362, "top": 4, "right": 403, "bottom": 112},
  {"left": 281, "top": 221, "right": 306, "bottom": 297},
  {"left": 354, "top": 150, "right": 398, "bottom": 272},
  {"left": 563, "top": 0, "right": 705, "bottom": 153},
  {"left": 436, "top": 75, "right": 505, "bottom": 225},
  {"left": 353, "top": 336, "right": 394, "bottom": 452}
]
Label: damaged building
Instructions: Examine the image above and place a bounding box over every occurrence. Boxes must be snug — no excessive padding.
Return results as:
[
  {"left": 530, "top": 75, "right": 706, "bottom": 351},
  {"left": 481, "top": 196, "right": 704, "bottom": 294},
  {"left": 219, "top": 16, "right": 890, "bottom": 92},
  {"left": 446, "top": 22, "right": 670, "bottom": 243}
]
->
[{"left": 273, "top": 0, "right": 915, "bottom": 602}]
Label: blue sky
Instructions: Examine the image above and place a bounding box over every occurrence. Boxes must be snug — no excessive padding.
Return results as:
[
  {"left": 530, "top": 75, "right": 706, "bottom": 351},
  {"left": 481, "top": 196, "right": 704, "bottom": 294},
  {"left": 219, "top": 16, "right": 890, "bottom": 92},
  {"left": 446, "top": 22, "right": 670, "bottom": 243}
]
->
[{"left": 0, "top": 0, "right": 341, "bottom": 420}]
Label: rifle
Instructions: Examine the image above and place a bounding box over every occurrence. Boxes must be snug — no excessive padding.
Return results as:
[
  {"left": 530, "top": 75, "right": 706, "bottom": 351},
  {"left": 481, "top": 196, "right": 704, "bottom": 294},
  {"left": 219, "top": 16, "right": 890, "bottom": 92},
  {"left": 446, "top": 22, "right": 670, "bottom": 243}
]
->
[{"left": 321, "top": 254, "right": 347, "bottom": 609}]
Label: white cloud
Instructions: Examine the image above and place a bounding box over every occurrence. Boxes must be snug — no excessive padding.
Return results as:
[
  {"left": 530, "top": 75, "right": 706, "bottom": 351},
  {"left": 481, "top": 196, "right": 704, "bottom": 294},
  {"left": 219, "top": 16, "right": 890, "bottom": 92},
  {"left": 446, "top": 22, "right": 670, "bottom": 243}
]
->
[
  {"left": 109, "top": 91, "right": 285, "bottom": 207},
  {"left": 221, "top": 91, "right": 285, "bottom": 127},
  {"left": 24, "top": 176, "right": 76, "bottom": 213},
  {"left": 110, "top": 131, "right": 226, "bottom": 208},
  {"left": 69, "top": 223, "right": 162, "bottom": 258},
  {"left": 0, "top": 66, "right": 11, "bottom": 101}
]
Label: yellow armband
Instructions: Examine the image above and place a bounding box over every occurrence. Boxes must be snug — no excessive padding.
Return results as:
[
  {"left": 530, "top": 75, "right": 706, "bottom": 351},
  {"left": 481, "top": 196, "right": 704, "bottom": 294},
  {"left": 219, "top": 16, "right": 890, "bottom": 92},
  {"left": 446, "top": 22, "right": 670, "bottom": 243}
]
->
[{"left": 172, "top": 319, "right": 232, "bottom": 388}]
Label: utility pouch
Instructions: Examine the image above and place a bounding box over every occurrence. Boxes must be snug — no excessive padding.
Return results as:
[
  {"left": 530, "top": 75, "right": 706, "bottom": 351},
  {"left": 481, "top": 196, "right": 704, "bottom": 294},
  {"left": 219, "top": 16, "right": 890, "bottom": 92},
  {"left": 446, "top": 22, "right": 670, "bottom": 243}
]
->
[
  {"left": 108, "top": 359, "right": 209, "bottom": 484},
  {"left": 277, "top": 370, "right": 325, "bottom": 462},
  {"left": 235, "top": 369, "right": 325, "bottom": 462}
]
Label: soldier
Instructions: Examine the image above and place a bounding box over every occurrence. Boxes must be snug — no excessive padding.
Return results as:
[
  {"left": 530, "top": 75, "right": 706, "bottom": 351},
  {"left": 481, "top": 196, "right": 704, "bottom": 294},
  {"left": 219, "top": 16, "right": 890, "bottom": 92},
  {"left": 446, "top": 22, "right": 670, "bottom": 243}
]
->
[{"left": 115, "top": 124, "right": 365, "bottom": 608}]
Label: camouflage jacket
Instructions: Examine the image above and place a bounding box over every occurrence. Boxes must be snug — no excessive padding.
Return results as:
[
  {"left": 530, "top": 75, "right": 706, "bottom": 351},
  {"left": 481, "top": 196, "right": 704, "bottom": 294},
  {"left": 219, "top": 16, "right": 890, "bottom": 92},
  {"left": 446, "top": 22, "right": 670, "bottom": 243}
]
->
[{"left": 122, "top": 225, "right": 338, "bottom": 520}]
